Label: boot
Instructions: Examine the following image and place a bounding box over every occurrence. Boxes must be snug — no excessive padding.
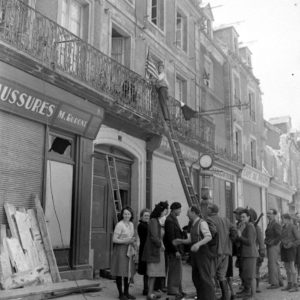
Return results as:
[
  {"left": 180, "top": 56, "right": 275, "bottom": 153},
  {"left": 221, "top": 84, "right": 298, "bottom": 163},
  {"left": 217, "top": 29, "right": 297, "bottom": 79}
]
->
[
  {"left": 218, "top": 280, "right": 230, "bottom": 300},
  {"left": 289, "top": 283, "right": 299, "bottom": 292},
  {"left": 281, "top": 282, "right": 292, "bottom": 291},
  {"left": 256, "top": 278, "right": 261, "bottom": 293}
]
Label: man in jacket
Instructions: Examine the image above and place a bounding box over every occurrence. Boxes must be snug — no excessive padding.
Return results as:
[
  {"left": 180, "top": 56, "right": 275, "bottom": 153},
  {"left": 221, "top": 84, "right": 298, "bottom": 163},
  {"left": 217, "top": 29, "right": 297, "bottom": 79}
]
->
[
  {"left": 265, "top": 208, "right": 282, "bottom": 289},
  {"left": 164, "top": 202, "right": 185, "bottom": 298},
  {"left": 208, "top": 203, "right": 235, "bottom": 300}
]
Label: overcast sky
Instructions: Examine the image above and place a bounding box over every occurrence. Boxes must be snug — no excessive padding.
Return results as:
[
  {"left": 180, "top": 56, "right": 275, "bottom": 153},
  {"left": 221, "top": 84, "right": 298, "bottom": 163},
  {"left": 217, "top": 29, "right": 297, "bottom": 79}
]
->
[{"left": 207, "top": 0, "right": 300, "bottom": 128}]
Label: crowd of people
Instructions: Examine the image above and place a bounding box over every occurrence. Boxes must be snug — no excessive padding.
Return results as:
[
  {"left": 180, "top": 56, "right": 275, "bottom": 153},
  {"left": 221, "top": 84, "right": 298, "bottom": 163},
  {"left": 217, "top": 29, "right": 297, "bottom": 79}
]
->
[{"left": 110, "top": 202, "right": 300, "bottom": 300}]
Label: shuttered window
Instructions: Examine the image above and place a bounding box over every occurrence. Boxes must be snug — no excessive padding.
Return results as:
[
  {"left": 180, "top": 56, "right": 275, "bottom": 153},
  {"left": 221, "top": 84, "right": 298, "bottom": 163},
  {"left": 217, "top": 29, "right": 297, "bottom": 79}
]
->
[{"left": 0, "top": 111, "right": 44, "bottom": 221}]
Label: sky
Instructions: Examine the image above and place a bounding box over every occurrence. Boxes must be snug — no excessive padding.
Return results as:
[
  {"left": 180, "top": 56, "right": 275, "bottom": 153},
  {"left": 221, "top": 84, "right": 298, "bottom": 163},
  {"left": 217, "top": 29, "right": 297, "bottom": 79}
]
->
[{"left": 206, "top": 0, "right": 300, "bottom": 128}]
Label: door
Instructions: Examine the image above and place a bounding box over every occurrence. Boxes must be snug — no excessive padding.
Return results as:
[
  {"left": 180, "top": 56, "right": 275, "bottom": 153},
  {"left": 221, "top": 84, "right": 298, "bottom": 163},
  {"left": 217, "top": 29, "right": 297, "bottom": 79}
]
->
[{"left": 91, "top": 155, "right": 112, "bottom": 269}]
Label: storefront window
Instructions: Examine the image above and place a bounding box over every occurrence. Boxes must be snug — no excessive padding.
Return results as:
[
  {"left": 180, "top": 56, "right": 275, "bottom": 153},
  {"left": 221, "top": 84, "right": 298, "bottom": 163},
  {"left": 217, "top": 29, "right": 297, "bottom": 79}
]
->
[{"left": 45, "top": 133, "right": 75, "bottom": 249}]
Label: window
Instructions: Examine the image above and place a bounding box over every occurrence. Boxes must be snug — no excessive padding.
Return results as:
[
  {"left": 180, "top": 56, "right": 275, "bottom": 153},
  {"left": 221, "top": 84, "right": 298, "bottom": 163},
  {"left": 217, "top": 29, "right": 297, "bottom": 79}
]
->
[
  {"left": 175, "top": 75, "right": 187, "bottom": 117},
  {"left": 45, "top": 133, "right": 75, "bottom": 250},
  {"left": 233, "top": 75, "right": 241, "bottom": 108},
  {"left": 176, "top": 11, "right": 187, "bottom": 51},
  {"left": 234, "top": 128, "right": 242, "bottom": 162},
  {"left": 248, "top": 91, "right": 256, "bottom": 121},
  {"left": 250, "top": 138, "right": 257, "bottom": 168},
  {"left": 151, "top": 0, "right": 164, "bottom": 31},
  {"left": 111, "top": 27, "right": 131, "bottom": 68},
  {"left": 61, "top": 0, "right": 82, "bottom": 36},
  {"left": 204, "top": 57, "right": 213, "bottom": 88},
  {"left": 233, "top": 36, "right": 239, "bottom": 54},
  {"left": 175, "top": 75, "right": 187, "bottom": 103}
]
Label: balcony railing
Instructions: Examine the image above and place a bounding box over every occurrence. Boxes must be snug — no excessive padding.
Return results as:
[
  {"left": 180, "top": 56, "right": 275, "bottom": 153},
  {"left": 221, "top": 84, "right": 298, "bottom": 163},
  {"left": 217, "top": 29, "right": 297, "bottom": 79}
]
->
[
  {"left": 0, "top": 0, "right": 155, "bottom": 118},
  {"left": 168, "top": 96, "right": 215, "bottom": 150},
  {"left": 215, "top": 145, "right": 242, "bottom": 164},
  {"left": 0, "top": 0, "right": 216, "bottom": 150}
]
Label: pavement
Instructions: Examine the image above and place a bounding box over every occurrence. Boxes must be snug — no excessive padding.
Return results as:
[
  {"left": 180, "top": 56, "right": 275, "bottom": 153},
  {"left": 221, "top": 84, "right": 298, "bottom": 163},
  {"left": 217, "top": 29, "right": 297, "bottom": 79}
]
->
[{"left": 54, "top": 262, "right": 300, "bottom": 300}]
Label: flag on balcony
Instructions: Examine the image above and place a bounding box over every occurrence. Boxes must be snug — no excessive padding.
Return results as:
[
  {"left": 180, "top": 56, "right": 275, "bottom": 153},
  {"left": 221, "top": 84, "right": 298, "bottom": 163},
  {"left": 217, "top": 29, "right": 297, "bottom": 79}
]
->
[
  {"left": 180, "top": 101, "right": 198, "bottom": 121},
  {"left": 145, "top": 52, "right": 159, "bottom": 79}
]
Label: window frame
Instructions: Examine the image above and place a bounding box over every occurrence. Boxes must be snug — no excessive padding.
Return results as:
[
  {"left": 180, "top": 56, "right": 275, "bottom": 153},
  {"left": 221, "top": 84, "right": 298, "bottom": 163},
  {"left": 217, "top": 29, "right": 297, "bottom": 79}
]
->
[
  {"left": 233, "top": 124, "right": 243, "bottom": 162},
  {"left": 250, "top": 137, "right": 257, "bottom": 168},
  {"left": 233, "top": 72, "right": 241, "bottom": 108},
  {"left": 203, "top": 55, "right": 214, "bottom": 89},
  {"left": 150, "top": 0, "right": 165, "bottom": 32},
  {"left": 175, "top": 9, "right": 188, "bottom": 52},
  {"left": 248, "top": 89, "right": 256, "bottom": 122}
]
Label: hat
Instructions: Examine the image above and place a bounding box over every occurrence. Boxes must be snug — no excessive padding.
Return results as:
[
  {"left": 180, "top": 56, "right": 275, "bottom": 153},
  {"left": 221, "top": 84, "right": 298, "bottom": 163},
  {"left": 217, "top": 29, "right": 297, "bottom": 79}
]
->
[
  {"left": 170, "top": 202, "right": 181, "bottom": 210},
  {"left": 233, "top": 207, "right": 244, "bottom": 214}
]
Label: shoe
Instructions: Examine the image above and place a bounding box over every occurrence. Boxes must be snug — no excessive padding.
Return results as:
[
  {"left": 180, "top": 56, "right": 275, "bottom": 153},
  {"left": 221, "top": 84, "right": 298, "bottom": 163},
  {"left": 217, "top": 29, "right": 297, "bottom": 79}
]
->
[
  {"left": 119, "top": 295, "right": 128, "bottom": 300},
  {"left": 143, "top": 290, "right": 149, "bottom": 296},
  {"left": 281, "top": 282, "right": 292, "bottom": 291},
  {"left": 147, "top": 294, "right": 158, "bottom": 300},
  {"left": 289, "top": 284, "right": 299, "bottom": 292},
  {"left": 124, "top": 294, "right": 136, "bottom": 299},
  {"left": 267, "top": 284, "right": 279, "bottom": 289}
]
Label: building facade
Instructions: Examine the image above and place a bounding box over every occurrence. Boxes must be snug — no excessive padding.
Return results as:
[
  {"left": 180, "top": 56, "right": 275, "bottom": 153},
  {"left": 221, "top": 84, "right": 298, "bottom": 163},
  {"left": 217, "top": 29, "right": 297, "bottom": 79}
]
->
[{"left": 0, "top": 0, "right": 274, "bottom": 279}]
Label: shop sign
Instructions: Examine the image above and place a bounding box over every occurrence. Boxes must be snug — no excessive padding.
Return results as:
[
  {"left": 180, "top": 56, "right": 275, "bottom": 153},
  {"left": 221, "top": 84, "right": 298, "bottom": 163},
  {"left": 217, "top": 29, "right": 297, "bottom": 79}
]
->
[
  {"left": 241, "top": 166, "right": 270, "bottom": 187},
  {"left": 0, "top": 77, "right": 104, "bottom": 139},
  {"left": 211, "top": 166, "right": 235, "bottom": 182}
]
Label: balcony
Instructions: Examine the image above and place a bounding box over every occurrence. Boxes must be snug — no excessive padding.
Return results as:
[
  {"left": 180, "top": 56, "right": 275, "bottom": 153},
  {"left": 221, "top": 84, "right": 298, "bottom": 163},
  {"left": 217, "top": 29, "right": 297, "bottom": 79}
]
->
[
  {"left": 0, "top": 0, "right": 154, "bottom": 119},
  {"left": 0, "top": 0, "right": 215, "bottom": 150},
  {"left": 168, "top": 96, "right": 215, "bottom": 150}
]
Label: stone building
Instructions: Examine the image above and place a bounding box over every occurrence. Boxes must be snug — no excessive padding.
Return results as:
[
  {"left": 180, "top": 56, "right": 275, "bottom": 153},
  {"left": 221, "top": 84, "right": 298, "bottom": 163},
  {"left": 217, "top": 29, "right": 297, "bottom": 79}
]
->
[{"left": 0, "top": 0, "right": 269, "bottom": 278}]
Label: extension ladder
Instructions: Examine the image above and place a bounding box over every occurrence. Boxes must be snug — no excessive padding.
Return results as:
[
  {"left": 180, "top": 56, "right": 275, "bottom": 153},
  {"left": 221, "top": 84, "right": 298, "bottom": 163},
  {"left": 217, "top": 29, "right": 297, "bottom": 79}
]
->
[
  {"left": 106, "top": 155, "right": 122, "bottom": 223},
  {"left": 162, "top": 120, "right": 199, "bottom": 208}
]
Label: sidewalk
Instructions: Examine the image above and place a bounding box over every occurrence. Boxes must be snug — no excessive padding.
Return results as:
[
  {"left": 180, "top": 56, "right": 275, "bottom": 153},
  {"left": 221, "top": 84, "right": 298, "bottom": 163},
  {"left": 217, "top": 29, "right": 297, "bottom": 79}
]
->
[{"left": 56, "top": 262, "right": 300, "bottom": 300}]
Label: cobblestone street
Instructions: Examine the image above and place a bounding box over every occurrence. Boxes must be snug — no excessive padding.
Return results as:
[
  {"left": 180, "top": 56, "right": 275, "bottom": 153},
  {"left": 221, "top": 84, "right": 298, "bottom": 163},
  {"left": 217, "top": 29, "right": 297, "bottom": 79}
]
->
[{"left": 55, "top": 262, "right": 300, "bottom": 300}]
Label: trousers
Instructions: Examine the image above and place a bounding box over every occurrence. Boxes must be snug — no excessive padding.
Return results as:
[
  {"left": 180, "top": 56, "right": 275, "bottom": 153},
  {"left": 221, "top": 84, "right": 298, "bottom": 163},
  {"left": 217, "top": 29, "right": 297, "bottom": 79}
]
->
[
  {"left": 267, "top": 244, "right": 281, "bottom": 285},
  {"left": 191, "top": 247, "right": 216, "bottom": 300}
]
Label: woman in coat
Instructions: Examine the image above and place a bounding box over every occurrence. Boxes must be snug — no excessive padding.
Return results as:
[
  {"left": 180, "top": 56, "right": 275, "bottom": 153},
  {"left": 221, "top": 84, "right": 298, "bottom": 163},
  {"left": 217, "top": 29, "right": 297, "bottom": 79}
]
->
[
  {"left": 237, "top": 209, "right": 258, "bottom": 300},
  {"left": 142, "top": 201, "right": 169, "bottom": 300},
  {"left": 137, "top": 208, "right": 151, "bottom": 295},
  {"left": 111, "top": 207, "right": 137, "bottom": 300},
  {"left": 280, "top": 213, "right": 300, "bottom": 292}
]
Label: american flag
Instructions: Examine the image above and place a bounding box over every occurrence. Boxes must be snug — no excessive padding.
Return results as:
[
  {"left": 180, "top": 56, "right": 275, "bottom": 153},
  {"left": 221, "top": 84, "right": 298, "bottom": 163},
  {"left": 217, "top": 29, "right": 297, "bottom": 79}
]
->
[{"left": 145, "top": 52, "right": 159, "bottom": 79}]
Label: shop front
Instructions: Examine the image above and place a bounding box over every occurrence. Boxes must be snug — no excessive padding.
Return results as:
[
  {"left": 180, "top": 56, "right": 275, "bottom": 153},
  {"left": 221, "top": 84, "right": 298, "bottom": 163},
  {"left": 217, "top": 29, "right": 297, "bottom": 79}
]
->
[
  {"left": 241, "top": 166, "right": 270, "bottom": 230},
  {"left": 0, "top": 61, "right": 104, "bottom": 279}
]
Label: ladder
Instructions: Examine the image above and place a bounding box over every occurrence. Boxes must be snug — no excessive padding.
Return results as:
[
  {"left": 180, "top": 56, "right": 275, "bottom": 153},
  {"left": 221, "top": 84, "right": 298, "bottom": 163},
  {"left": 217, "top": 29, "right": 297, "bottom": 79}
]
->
[
  {"left": 106, "top": 155, "right": 122, "bottom": 223},
  {"left": 162, "top": 120, "right": 199, "bottom": 208}
]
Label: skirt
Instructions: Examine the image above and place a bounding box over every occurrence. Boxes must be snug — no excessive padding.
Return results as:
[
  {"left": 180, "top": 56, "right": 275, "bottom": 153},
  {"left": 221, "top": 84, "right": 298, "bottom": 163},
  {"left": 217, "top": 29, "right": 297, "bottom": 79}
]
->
[
  {"left": 111, "top": 244, "right": 136, "bottom": 277},
  {"left": 147, "top": 247, "right": 165, "bottom": 277},
  {"left": 241, "top": 257, "right": 257, "bottom": 281}
]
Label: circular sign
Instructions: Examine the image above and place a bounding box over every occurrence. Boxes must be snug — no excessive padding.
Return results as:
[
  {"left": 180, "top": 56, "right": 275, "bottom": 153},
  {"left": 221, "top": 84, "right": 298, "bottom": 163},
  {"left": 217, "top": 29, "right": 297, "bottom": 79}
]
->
[{"left": 199, "top": 154, "right": 213, "bottom": 169}]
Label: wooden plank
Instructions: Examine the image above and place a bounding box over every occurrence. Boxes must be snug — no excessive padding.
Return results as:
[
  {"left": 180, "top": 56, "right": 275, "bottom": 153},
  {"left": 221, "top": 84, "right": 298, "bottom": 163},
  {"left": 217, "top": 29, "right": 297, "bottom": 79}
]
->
[
  {"left": 14, "top": 211, "right": 40, "bottom": 269},
  {"left": 5, "top": 237, "right": 30, "bottom": 273},
  {"left": 0, "top": 279, "right": 100, "bottom": 299},
  {"left": 27, "top": 209, "right": 52, "bottom": 283},
  {"left": 1, "top": 267, "right": 42, "bottom": 290},
  {"left": 34, "top": 196, "right": 61, "bottom": 283},
  {"left": 0, "top": 225, "right": 13, "bottom": 283},
  {"left": 4, "top": 203, "right": 19, "bottom": 240}
]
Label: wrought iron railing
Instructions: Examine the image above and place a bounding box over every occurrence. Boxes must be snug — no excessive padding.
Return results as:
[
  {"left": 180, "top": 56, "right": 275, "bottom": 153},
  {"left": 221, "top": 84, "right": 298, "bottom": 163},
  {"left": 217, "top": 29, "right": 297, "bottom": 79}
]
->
[
  {"left": 0, "top": 0, "right": 155, "bottom": 117},
  {"left": 215, "top": 145, "right": 242, "bottom": 164},
  {"left": 168, "top": 96, "right": 215, "bottom": 150},
  {"left": 0, "top": 0, "right": 217, "bottom": 150}
]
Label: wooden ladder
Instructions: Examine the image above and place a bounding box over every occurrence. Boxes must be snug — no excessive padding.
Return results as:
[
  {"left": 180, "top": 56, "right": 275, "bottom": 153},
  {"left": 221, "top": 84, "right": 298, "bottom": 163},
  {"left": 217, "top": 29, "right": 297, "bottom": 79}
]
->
[
  {"left": 162, "top": 120, "right": 199, "bottom": 208},
  {"left": 106, "top": 155, "right": 122, "bottom": 223}
]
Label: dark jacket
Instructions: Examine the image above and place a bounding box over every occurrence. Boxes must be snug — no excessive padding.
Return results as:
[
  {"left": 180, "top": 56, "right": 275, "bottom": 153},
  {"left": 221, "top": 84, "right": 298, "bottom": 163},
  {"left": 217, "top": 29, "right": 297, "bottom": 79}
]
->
[
  {"left": 281, "top": 223, "right": 300, "bottom": 249},
  {"left": 164, "top": 212, "right": 184, "bottom": 254},
  {"left": 142, "top": 218, "right": 162, "bottom": 263},
  {"left": 137, "top": 220, "right": 148, "bottom": 274},
  {"left": 209, "top": 213, "right": 235, "bottom": 256},
  {"left": 238, "top": 222, "right": 259, "bottom": 258},
  {"left": 265, "top": 219, "right": 282, "bottom": 247}
]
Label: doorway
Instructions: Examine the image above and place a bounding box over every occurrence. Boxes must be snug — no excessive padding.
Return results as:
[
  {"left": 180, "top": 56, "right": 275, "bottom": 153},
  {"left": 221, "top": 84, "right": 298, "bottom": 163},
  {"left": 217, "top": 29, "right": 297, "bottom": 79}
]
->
[{"left": 91, "top": 147, "right": 133, "bottom": 272}]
